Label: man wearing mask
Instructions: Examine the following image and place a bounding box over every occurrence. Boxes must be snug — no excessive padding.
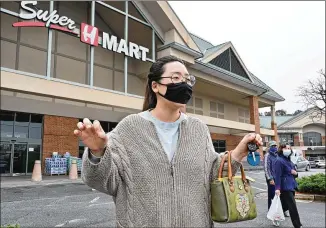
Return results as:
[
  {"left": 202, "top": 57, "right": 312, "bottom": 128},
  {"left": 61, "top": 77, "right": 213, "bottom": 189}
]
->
[{"left": 264, "top": 140, "right": 278, "bottom": 210}]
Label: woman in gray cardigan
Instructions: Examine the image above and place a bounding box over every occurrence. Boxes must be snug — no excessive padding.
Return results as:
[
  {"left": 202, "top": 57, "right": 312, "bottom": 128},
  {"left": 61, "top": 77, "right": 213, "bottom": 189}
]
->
[{"left": 74, "top": 56, "right": 262, "bottom": 227}]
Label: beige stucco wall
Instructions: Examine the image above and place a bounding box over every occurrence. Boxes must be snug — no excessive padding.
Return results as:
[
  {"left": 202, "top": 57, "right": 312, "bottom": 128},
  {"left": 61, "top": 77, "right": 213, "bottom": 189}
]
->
[{"left": 303, "top": 124, "right": 326, "bottom": 136}]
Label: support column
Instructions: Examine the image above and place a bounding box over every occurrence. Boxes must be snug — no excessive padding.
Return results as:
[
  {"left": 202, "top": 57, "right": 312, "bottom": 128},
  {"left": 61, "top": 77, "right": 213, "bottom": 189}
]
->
[
  {"left": 270, "top": 105, "right": 279, "bottom": 144},
  {"left": 249, "top": 96, "right": 263, "bottom": 159},
  {"left": 294, "top": 133, "right": 304, "bottom": 146}
]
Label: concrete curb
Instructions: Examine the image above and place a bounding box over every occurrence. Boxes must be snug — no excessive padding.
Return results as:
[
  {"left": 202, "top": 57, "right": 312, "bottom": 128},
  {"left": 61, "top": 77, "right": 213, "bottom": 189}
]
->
[
  {"left": 1, "top": 179, "right": 84, "bottom": 189},
  {"left": 295, "top": 193, "right": 326, "bottom": 202},
  {"left": 244, "top": 166, "right": 264, "bottom": 171}
]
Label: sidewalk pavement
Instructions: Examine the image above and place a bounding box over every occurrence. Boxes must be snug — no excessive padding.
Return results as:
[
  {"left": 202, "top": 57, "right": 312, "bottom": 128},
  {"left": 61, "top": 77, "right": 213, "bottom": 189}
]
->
[
  {"left": 1, "top": 162, "right": 263, "bottom": 189},
  {"left": 1, "top": 175, "right": 84, "bottom": 189}
]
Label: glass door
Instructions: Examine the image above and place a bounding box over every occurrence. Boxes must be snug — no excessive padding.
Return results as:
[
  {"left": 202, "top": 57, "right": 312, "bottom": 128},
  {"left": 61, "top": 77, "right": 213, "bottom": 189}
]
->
[
  {"left": 12, "top": 143, "right": 27, "bottom": 175},
  {"left": 27, "top": 144, "right": 41, "bottom": 173},
  {"left": 0, "top": 142, "right": 12, "bottom": 175}
]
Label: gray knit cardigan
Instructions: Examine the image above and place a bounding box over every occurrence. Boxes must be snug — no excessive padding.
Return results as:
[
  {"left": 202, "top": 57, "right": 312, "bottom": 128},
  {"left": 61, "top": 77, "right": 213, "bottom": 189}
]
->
[{"left": 82, "top": 114, "right": 241, "bottom": 227}]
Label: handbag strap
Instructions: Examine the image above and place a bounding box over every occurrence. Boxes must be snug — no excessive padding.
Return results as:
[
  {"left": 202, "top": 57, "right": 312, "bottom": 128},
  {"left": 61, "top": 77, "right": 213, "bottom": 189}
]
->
[{"left": 217, "top": 151, "right": 249, "bottom": 192}]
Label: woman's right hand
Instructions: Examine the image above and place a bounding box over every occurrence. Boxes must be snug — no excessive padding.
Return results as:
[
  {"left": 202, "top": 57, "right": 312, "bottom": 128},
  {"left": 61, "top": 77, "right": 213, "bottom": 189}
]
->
[
  {"left": 275, "top": 190, "right": 281, "bottom": 196},
  {"left": 73, "top": 118, "right": 108, "bottom": 156}
]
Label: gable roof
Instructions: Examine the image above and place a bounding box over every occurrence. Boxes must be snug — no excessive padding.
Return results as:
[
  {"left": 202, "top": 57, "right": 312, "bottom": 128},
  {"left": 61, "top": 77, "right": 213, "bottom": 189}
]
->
[
  {"left": 190, "top": 33, "right": 214, "bottom": 52},
  {"left": 278, "top": 106, "right": 325, "bottom": 128},
  {"left": 190, "top": 33, "right": 285, "bottom": 102}
]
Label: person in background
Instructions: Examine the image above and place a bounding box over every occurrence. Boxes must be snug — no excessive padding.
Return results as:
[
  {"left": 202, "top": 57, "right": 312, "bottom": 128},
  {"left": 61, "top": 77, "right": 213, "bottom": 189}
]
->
[
  {"left": 274, "top": 143, "right": 302, "bottom": 228},
  {"left": 264, "top": 140, "right": 278, "bottom": 210}
]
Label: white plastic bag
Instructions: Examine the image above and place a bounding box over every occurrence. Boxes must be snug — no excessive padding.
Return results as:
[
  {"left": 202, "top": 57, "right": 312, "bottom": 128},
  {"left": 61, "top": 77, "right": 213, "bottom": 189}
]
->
[{"left": 267, "top": 195, "right": 285, "bottom": 222}]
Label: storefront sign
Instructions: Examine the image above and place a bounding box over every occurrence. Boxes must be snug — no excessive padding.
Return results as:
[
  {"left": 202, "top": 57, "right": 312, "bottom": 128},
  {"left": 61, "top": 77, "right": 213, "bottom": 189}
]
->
[
  {"left": 81, "top": 23, "right": 149, "bottom": 61},
  {"left": 14, "top": 1, "right": 77, "bottom": 34},
  {"left": 12, "top": 1, "right": 150, "bottom": 61}
]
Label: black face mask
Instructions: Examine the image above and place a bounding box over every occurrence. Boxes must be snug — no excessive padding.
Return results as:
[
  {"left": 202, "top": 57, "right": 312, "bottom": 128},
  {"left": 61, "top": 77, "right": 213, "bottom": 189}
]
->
[{"left": 157, "top": 82, "right": 193, "bottom": 104}]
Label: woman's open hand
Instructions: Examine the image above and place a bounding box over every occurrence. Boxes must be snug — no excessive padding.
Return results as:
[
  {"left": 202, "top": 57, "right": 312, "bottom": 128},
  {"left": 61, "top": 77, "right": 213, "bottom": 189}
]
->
[{"left": 74, "top": 118, "right": 107, "bottom": 156}]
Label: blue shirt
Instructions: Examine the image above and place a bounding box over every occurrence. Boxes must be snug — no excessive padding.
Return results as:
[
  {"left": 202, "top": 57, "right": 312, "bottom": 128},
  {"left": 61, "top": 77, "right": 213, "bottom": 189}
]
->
[{"left": 139, "top": 110, "right": 186, "bottom": 162}]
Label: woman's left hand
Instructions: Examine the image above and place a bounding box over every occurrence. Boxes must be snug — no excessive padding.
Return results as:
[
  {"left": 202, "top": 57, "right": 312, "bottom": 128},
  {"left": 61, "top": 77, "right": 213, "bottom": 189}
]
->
[
  {"left": 291, "top": 169, "right": 297, "bottom": 175},
  {"left": 232, "top": 133, "right": 263, "bottom": 162}
]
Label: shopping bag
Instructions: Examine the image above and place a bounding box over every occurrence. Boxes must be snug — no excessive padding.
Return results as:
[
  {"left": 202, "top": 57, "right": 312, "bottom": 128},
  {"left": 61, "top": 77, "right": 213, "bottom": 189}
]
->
[{"left": 267, "top": 195, "right": 285, "bottom": 222}]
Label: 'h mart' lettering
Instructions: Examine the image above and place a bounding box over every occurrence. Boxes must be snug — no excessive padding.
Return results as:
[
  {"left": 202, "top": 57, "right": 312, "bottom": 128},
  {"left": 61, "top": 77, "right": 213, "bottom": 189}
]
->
[
  {"left": 81, "top": 23, "right": 99, "bottom": 46},
  {"left": 102, "top": 32, "right": 149, "bottom": 61}
]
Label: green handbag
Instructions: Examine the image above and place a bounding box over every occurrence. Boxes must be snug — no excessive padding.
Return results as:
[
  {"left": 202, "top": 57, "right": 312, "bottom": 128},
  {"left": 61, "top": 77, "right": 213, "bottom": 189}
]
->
[{"left": 211, "top": 151, "right": 257, "bottom": 223}]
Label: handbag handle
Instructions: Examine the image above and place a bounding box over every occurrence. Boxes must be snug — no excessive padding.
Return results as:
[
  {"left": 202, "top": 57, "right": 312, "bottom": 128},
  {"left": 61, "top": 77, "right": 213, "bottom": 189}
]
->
[{"left": 217, "top": 151, "right": 249, "bottom": 192}]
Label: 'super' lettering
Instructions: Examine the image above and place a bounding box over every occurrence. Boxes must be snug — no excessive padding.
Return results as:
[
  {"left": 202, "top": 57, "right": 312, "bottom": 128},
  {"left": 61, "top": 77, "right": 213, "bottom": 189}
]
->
[{"left": 20, "top": 1, "right": 76, "bottom": 30}]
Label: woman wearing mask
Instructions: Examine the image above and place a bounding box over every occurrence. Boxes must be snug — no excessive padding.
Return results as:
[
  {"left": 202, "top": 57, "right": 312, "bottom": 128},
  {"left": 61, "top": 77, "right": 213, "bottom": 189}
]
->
[
  {"left": 274, "top": 143, "right": 302, "bottom": 228},
  {"left": 75, "top": 56, "right": 263, "bottom": 227}
]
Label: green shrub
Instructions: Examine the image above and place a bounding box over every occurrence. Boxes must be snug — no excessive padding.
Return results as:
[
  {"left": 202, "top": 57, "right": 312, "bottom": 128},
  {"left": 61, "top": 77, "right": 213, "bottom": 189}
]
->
[{"left": 297, "top": 173, "right": 326, "bottom": 195}]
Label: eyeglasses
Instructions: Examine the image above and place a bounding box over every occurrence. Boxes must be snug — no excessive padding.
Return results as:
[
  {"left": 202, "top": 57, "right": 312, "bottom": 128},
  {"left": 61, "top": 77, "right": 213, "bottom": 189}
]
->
[{"left": 154, "top": 73, "right": 196, "bottom": 87}]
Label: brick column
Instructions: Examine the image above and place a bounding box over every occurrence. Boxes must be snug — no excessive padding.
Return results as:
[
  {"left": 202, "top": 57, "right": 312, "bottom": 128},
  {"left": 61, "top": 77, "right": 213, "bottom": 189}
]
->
[
  {"left": 322, "top": 136, "right": 325, "bottom": 146},
  {"left": 42, "top": 115, "right": 79, "bottom": 173},
  {"left": 249, "top": 96, "right": 260, "bottom": 133},
  {"left": 270, "top": 105, "right": 279, "bottom": 144},
  {"left": 249, "top": 96, "right": 263, "bottom": 159},
  {"left": 294, "top": 133, "right": 304, "bottom": 146}
]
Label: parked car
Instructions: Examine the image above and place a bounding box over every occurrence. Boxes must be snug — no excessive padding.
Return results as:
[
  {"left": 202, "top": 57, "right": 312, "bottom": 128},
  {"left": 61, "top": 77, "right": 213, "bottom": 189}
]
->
[
  {"left": 307, "top": 157, "right": 317, "bottom": 168},
  {"left": 315, "top": 160, "right": 326, "bottom": 168},
  {"left": 291, "top": 156, "right": 311, "bottom": 171}
]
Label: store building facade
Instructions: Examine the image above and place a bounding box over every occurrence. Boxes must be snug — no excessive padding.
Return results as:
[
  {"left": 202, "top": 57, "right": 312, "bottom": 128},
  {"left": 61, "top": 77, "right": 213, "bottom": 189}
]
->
[
  {"left": 0, "top": 1, "right": 284, "bottom": 175},
  {"left": 260, "top": 107, "right": 326, "bottom": 159}
]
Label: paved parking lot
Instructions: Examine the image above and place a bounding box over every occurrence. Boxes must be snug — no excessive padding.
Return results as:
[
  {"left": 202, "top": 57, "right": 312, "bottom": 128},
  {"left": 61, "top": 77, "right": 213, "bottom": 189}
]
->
[
  {"left": 1, "top": 169, "right": 325, "bottom": 227},
  {"left": 246, "top": 168, "right": 325, "bottom": 194}
]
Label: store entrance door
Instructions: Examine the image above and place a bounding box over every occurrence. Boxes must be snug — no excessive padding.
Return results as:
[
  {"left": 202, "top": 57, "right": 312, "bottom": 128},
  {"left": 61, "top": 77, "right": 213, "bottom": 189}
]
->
[
  {"left": 0, "top": 141, "right": 33, "bottom": 176},
  {"left": 12, "top": 143, "right": 28, "bottom": 175}
]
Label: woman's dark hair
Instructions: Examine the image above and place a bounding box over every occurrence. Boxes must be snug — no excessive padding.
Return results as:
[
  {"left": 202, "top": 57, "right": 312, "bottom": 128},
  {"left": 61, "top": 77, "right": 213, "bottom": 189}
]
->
[
  {"left": 142, "top": 56, "right": 184, "bottom": 111},
  {"left": 278, "top": 143, "right": 292, "bottom": 158}
]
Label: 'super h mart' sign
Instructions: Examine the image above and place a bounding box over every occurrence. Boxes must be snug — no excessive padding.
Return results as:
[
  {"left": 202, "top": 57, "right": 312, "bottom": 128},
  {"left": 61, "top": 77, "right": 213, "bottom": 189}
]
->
[{"left": 13, "top": 1, "right": 150, "bottom": 62}]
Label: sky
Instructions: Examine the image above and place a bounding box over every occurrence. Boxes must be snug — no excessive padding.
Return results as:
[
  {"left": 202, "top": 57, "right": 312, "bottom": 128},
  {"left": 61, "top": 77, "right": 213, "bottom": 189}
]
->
[{"left": 169, "top": 1, "right": 325, "bottom": 114}]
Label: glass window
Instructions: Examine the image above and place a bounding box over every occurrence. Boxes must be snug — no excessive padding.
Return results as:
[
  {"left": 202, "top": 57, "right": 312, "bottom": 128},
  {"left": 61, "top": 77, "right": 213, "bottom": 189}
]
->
[
  {"left": 14, "top": 126, "right": 29, "bottom": 138},
  {"left": 303, "top": 132, "right": 322, "bottom": 146},
  {"left": 212, "top": 140, "right": 226, "bottom": 153},
  {"left": 128, "top": 17, "right": 153, "bottom": 60},
  {"left": 18, "top": 45, "right": 47, "bottom": 76},
  {"left": 15, "top": 113, "right": 30, "bottom": 123},
  {"left": 103, "top": 1, "right": 125, "bottom": 12},
  {"left": 20, "top": 2, "right": 49, "bottom": 49},
  {"left": 31, "top": 114, "right": 43, "bottom": 124},
  {"left": 0, "top": 40, "right": 16, "bottom": 69},
  {"left": 128, "top": 2, "right": 146, "bottom": 21},
  {"left": 1, "top": 13, "right": 19, "bottom": 42},
  {"left": 218, "top": 114, "right": 225, "bottom": 119},
  {"left": 218, "top": 103, "right": 225, "bottom": 113},
  {"left": 195, "top": 98, "right": 203, "bottom": 109},
  {"left": 29, "top": 127, "right": 42, "bottom": 139},
  {"left": 210, "top": 102, "right": 217, "bottom": 111},
  {"left": 210, "top": 113, "right": 218, "bottom": 118}
]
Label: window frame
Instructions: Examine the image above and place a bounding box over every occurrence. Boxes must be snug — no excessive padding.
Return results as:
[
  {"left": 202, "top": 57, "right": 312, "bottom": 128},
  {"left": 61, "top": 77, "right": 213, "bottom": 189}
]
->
[
  {"left": 186, "top": 96, "right": 204, "bottom": 115},
  {"left": 212, "top": 140, "right": 226, "bottom": 153},
  {"left": 238, "top": 107, "right": 250, "bottom": 124},
  {"left": 209, "top": 100, "right": 225, "bottom": 119}
]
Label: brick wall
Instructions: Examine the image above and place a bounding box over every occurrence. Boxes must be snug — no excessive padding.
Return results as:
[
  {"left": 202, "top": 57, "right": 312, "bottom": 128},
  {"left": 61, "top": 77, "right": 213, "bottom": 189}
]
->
[
  {"left": 211, "top": 132, "right": 243, "bottom": 151},
  {"left": 42, "top": 115, "right": 79, "bottom": 171},
  {"left": 294, "top": 134, "right": 304, "bottom": 146}
]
